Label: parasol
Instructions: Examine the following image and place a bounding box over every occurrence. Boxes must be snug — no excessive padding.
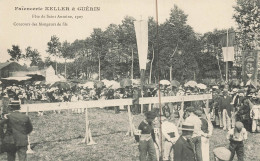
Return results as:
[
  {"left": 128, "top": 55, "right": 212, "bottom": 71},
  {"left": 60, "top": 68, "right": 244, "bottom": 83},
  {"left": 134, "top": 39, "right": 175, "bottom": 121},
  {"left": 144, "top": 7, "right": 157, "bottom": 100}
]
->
[
  {"left": 159, "top": 80, "right": 171, "bottom": 85},
  {"left": 83, "top": 82, "right": 94, "bottom": 89},
  {"left": 95, "top": 81, "right": 105, "bottom": 88},
  {"left": 120, "top": 78, "right": 132, "bottom": 87},
  {"left": 50, "top": 81, "right": 70, "bottom": 90},
  {"left": 171, "top": 80, "right": 180, "bottom": 87},
  {"left": 184, "top": 80, "right": 197, "bottom": 88},
  {"left": 196, "top": 83, "right": 207, "bottom": 90}
]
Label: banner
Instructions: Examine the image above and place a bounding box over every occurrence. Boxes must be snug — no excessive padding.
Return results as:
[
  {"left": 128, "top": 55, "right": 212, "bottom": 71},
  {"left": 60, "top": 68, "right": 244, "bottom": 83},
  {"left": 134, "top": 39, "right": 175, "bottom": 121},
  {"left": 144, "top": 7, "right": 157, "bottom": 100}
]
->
[
  {"left": 134, "top": 20, "right": 148, "bottom": 70},
  {"left": 220, "top": 31, "right": 236, "bottom": 47},
  {"left": 222, "top": 47, "right": 235, "bottom": 62}
]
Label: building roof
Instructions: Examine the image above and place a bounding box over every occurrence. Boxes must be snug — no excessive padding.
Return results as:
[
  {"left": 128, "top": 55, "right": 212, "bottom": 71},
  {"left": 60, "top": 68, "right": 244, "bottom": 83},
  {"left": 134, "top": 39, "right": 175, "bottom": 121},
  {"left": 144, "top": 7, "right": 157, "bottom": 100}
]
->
[{"left": 0, "top": 62, "right": 13, "bottom": 70}]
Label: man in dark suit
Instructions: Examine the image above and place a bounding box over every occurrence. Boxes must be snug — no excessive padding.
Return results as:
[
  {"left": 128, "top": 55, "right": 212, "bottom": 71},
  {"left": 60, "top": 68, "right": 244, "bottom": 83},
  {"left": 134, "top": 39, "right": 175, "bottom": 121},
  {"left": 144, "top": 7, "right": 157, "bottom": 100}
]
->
[
  {"left": 1, "top": 100, "right": 33, "bottom": 161},
  {"left": 174, "top": 122, "right": 196, "bottom": 161}
]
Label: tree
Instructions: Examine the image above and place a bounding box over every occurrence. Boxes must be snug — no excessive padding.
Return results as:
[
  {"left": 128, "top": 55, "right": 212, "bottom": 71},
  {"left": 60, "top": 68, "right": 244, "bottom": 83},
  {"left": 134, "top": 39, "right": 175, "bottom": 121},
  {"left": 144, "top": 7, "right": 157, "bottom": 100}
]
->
[
  {"left": 7, "top": 45, "right": 22, "bottom": 61},
  {"left": 233, "top": 0, "right": 260, "bottom": 49},
  {"left": 24, "top": 46, "right": 42, "bottom": 66},
  {"left": 60, "top": 41, "right": 74, "bottom": 78},
  {"left": 46, "top": 35, "right": 61, "bottom": 74}
]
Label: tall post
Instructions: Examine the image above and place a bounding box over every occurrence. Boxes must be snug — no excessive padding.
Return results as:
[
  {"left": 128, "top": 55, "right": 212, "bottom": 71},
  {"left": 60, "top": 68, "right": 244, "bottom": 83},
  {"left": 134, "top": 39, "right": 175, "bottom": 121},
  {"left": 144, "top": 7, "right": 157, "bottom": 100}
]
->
[
  {"left": 226, "top": 29, "right": 229, "bottom": 82},
  {"left": 131, "top": 47, "right": 134, "bottom": 80}
]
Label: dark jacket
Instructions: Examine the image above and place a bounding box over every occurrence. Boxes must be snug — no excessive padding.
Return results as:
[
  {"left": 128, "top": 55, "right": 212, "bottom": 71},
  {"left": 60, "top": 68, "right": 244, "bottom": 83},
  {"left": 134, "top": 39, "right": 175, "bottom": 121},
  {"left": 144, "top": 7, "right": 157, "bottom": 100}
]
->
[
  {"left": 174, "top": 136, "right": 196, "bottom": 161},
  {"left": 219, "top": 96, "right": 233, "bottom": 117},
  {"left": 2, "top": 111, "right": 33, "bottom": 146}
]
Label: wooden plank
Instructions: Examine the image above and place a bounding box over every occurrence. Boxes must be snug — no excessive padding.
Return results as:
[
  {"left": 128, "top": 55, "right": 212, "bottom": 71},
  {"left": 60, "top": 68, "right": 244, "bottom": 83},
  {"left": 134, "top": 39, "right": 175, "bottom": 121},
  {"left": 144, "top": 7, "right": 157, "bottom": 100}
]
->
[{"left": 20, "top": 94, "right": 212, "bottom": 112}]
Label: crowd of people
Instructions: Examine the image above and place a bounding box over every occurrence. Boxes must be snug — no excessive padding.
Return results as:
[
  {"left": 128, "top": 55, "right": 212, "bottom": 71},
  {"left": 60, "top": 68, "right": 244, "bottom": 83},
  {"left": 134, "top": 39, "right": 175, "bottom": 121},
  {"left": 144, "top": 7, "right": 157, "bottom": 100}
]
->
[{"left": 0, "top": 80, "right": 260, "bottom": 161}]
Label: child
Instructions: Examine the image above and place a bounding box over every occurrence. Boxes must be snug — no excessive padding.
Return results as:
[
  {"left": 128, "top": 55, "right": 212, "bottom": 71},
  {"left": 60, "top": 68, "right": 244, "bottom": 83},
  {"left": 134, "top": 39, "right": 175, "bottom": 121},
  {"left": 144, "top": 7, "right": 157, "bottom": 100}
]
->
[
  {"left": 226, "top": 121, "right": 247, "bottom": 161},
  {"left": 135, "top": 111, "right": 157, "bottom": 161}
]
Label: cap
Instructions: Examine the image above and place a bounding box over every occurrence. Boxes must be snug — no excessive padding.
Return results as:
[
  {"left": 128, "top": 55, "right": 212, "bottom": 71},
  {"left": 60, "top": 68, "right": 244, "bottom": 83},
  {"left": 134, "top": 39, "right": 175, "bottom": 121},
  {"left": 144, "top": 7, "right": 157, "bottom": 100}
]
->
[
  {"left": 185, "top": 106, "right": 195, "bottom": 113},
  {"left": 235, "top": 121, "right": 244, "bottom": 130},
  {"left": 194, "top": 110, "right": 203, "bottom": 117},
  {"left": 145, "top": 111, "right": 157, "bottom": 120}
]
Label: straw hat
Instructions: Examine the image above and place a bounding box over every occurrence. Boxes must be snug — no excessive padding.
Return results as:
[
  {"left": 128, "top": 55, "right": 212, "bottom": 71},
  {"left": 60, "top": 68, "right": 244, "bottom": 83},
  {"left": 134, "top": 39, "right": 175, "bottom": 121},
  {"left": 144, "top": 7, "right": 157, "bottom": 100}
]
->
[
  {"left": 179, "top": 122, "right": 194, "bottom": 131},
  {"left": 213, "top": 147, "right": 231, "bottom": 161}
]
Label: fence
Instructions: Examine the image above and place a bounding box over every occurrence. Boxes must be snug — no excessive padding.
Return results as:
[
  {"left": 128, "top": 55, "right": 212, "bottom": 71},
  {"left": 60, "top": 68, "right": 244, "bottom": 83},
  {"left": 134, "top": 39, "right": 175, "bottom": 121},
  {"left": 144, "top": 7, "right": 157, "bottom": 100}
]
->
[{"left": 20, "top": 94, "right": 212, "bottom": 146}]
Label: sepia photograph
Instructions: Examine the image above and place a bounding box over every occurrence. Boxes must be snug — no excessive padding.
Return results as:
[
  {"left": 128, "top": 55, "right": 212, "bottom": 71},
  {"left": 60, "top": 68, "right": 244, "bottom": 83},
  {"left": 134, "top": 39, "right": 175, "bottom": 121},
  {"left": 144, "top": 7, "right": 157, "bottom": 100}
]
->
[{"left": 0, "top": 0, "right": 259, "bottom": 160}]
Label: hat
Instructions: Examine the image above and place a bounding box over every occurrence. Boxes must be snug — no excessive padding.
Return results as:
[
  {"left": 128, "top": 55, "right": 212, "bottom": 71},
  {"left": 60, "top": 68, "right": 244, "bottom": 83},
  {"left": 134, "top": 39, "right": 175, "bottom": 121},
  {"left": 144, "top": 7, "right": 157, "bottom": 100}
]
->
[
  {"left": 194, "top": 110, "right": 203, "bottom": 117},
  {"left": 145, "top": 111, "right": 157, "bottom": 120},
  {"left": 232, "top": 88, "right": 238, "bottom": 93},
  {"left": 212, "top": 86, "right": 219, "bottom": 89},
  {"left": 8, "top": 100, "right": 21, "bottom": 110},
  {"left": 213, "top": 147, "right": 231, "bottom": 161},
  {"left": 179, "top": 122, "right": 194, "bottom": 131},
  {"left": 185, "top": 106, "right": 195, "bottom": 113},
  {"left": 235, "top": 121, "right": 244, "bottom": 130}
]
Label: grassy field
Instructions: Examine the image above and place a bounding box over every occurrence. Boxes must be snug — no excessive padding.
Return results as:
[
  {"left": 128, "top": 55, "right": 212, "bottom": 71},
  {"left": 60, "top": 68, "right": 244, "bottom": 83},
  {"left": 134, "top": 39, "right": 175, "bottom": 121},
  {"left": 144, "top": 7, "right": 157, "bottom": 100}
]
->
[{"left": 0, "top": 108, "right": 259, "bottom": 161}]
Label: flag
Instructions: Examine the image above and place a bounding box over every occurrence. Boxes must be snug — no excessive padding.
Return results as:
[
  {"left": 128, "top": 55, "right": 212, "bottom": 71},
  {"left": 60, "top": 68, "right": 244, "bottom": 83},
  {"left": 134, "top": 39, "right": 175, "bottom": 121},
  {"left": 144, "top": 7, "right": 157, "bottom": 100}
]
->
[
  {"left": 222, "top": 47, "right": 235, "bottom": 62},
  {"left": 220, "top": 31, "right": 236, "bottom": 47},
  {"left": 134, "top": 20, "right": 148, "bottom": 70}
]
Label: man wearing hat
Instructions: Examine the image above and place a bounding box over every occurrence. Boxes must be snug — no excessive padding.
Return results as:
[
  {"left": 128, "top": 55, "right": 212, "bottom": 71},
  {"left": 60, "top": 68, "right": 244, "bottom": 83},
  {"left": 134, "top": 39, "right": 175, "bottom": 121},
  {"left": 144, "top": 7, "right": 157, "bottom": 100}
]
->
[
  {"left": 174, "top": 122, "right": 196, "bottom": 161},
  {"left": 184, "top": 106, "right": 203, "bottom": 161},
  {"left": 231, "top": 88, "right": 240, "bottom": 128},
  {"left": 226, "top": 121, "right": 247, "bottom": 161},
  {"left": 219, "top": 89, "right": 233, "bottom": 131},
  {"left": 1, "top": 100, "right": 33, "bottom": 161},
  {"left": 161, "top": 114, "right": 179, "bottom": 161},
  {"left": 136, "top": 111, "right": 157, "bottom": 161},
  {"left": 194, "top": 110, "right": 213, "bottom": 161}
]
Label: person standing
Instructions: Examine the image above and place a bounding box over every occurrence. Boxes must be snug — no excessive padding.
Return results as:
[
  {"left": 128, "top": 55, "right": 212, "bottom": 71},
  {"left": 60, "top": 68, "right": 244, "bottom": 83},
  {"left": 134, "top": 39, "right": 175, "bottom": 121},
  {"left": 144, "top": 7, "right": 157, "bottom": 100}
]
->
[
  {"left": 136, "top": 111, "right": 157, "bottom": 161},
  {"left": 185, "top": 107, "right": 203, "bottom": 161},
  {"left": 194, "top": 110, "right": 213, "bottom": 161},
  {"left": 1, "top": 100, "right": 33, "bottom": 161},
  {"left": 231, "top": 88, "right": 240, "bottom": 128},
  {"left": 174, "top": 122, "right": 196, "bottom": 161},
  {"left": 161, "top": 115, "right": 179, "bottom": 161},
  {"left": 226, "top": 121, "right": 247, "bottom": 161},
  {"left": 220, "top": 90, "right": 233, "bottom": 130}
]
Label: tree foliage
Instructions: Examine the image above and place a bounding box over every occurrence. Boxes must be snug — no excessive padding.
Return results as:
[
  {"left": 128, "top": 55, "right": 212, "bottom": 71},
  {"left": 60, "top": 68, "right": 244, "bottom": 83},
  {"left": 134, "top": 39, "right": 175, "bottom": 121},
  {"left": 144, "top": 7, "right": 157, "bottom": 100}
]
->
[
  {"left": 7, "top": 45, "right": 22, "bottom": 61},
  {"left": 233, "top": 0, "right": 260, "bottom": 49},
  {"left": 24, "top": 46, "right": 42, "bottom": 66}
]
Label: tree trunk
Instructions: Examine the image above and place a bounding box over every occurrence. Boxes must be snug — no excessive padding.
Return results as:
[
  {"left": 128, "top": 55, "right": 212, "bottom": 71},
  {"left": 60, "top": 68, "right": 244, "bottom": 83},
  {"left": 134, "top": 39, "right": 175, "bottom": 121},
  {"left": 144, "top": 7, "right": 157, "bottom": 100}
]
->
[
  {"left": 98, "top": 52, "right": 101, "bottom": 81},
  {"left": 55, "top": 56, "right": 57, "bottom": 75},
  {"left": 65, "top": 59, "right": 67, "bottom": 79}
]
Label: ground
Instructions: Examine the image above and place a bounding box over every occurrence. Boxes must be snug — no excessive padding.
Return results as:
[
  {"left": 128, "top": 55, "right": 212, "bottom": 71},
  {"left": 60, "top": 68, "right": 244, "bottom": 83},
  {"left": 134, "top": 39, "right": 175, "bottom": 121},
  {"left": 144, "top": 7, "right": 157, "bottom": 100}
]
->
[{"left": 0, "top": 108, "right": 259, "bottom": 161}]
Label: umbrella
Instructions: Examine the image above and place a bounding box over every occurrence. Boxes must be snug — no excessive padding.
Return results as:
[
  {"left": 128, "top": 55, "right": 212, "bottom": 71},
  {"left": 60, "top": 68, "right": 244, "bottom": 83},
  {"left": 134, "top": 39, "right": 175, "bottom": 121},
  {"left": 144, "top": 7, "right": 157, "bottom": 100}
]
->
[
  {"left": 101, "top": 79, "right": 111, "bottom": 87},
  {"left": 83, "top": 82, "right": 94, "bottom": 88},
  {"left": 196, "top": 83, "right": 207, "bottom": 90},
  {"left": 231, "top": 79, "right": 240, "bottom": 86},
  {"left": 171, "top": 80, "right": 180, "bottom": 87},
  {"left": 159, "top": 80, "right": 171, "bottom": 85},
  {"left": 110, "top": 82, "right": 121, "bottom": 89},
  {"left": 184, "top": 81, "right": 197, "bottom": 88},
  {"left": 95, "top": 81, "right": 105, "bottom": 88},
  {"left": 120, "top": 78, "right": 132, "bottom": 87},
  {"left": 131, "top": 79, "right": 140, "bottom": 85},
  {"left": 50, "top": 81, "right": 70, "bottom": 89}
]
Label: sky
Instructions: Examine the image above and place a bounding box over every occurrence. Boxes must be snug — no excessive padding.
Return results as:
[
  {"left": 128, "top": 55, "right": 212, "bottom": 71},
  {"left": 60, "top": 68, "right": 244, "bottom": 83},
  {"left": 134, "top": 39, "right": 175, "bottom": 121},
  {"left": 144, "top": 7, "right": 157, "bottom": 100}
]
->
[{"left": 0, "top": 0, "right": 237, "bottom": 64}]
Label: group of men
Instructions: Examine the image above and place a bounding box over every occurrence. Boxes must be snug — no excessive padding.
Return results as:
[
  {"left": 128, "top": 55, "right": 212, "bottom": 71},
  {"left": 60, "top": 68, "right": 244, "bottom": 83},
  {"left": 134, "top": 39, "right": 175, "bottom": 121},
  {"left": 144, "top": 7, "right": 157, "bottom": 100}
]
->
[{"left": 210, "top": 85, "right": 260, "bottom": 133}]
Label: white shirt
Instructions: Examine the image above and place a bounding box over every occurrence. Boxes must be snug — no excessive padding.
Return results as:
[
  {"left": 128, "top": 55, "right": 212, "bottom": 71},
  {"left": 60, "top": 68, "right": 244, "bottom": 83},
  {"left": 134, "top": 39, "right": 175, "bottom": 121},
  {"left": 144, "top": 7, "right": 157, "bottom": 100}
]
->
[
  {"left": 227, "top": 128, "right": 247, "bottom": 141},
  {"left": 185, "top": 113, "right": 202, "bottom": 137},
  {"left": 161, "top": 120, "right": 179, "bottom": 141}
]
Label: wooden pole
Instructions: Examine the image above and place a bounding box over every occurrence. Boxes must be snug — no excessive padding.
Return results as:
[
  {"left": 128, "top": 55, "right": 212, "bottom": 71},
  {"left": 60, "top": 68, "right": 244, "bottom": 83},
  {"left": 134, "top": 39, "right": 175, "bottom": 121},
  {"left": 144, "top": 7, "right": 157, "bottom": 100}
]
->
[
  {"left": 177, "top": 98, "right": 184, "bottom": 127},
  {"left": 226, "top": 29, "right": 229, "bottom": 82},
  {"left": 26, "top": 106, "right": 34, "bottom": 154},
  {"left": 127, "top": 105, "right": 134, "bottom": 136}
]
